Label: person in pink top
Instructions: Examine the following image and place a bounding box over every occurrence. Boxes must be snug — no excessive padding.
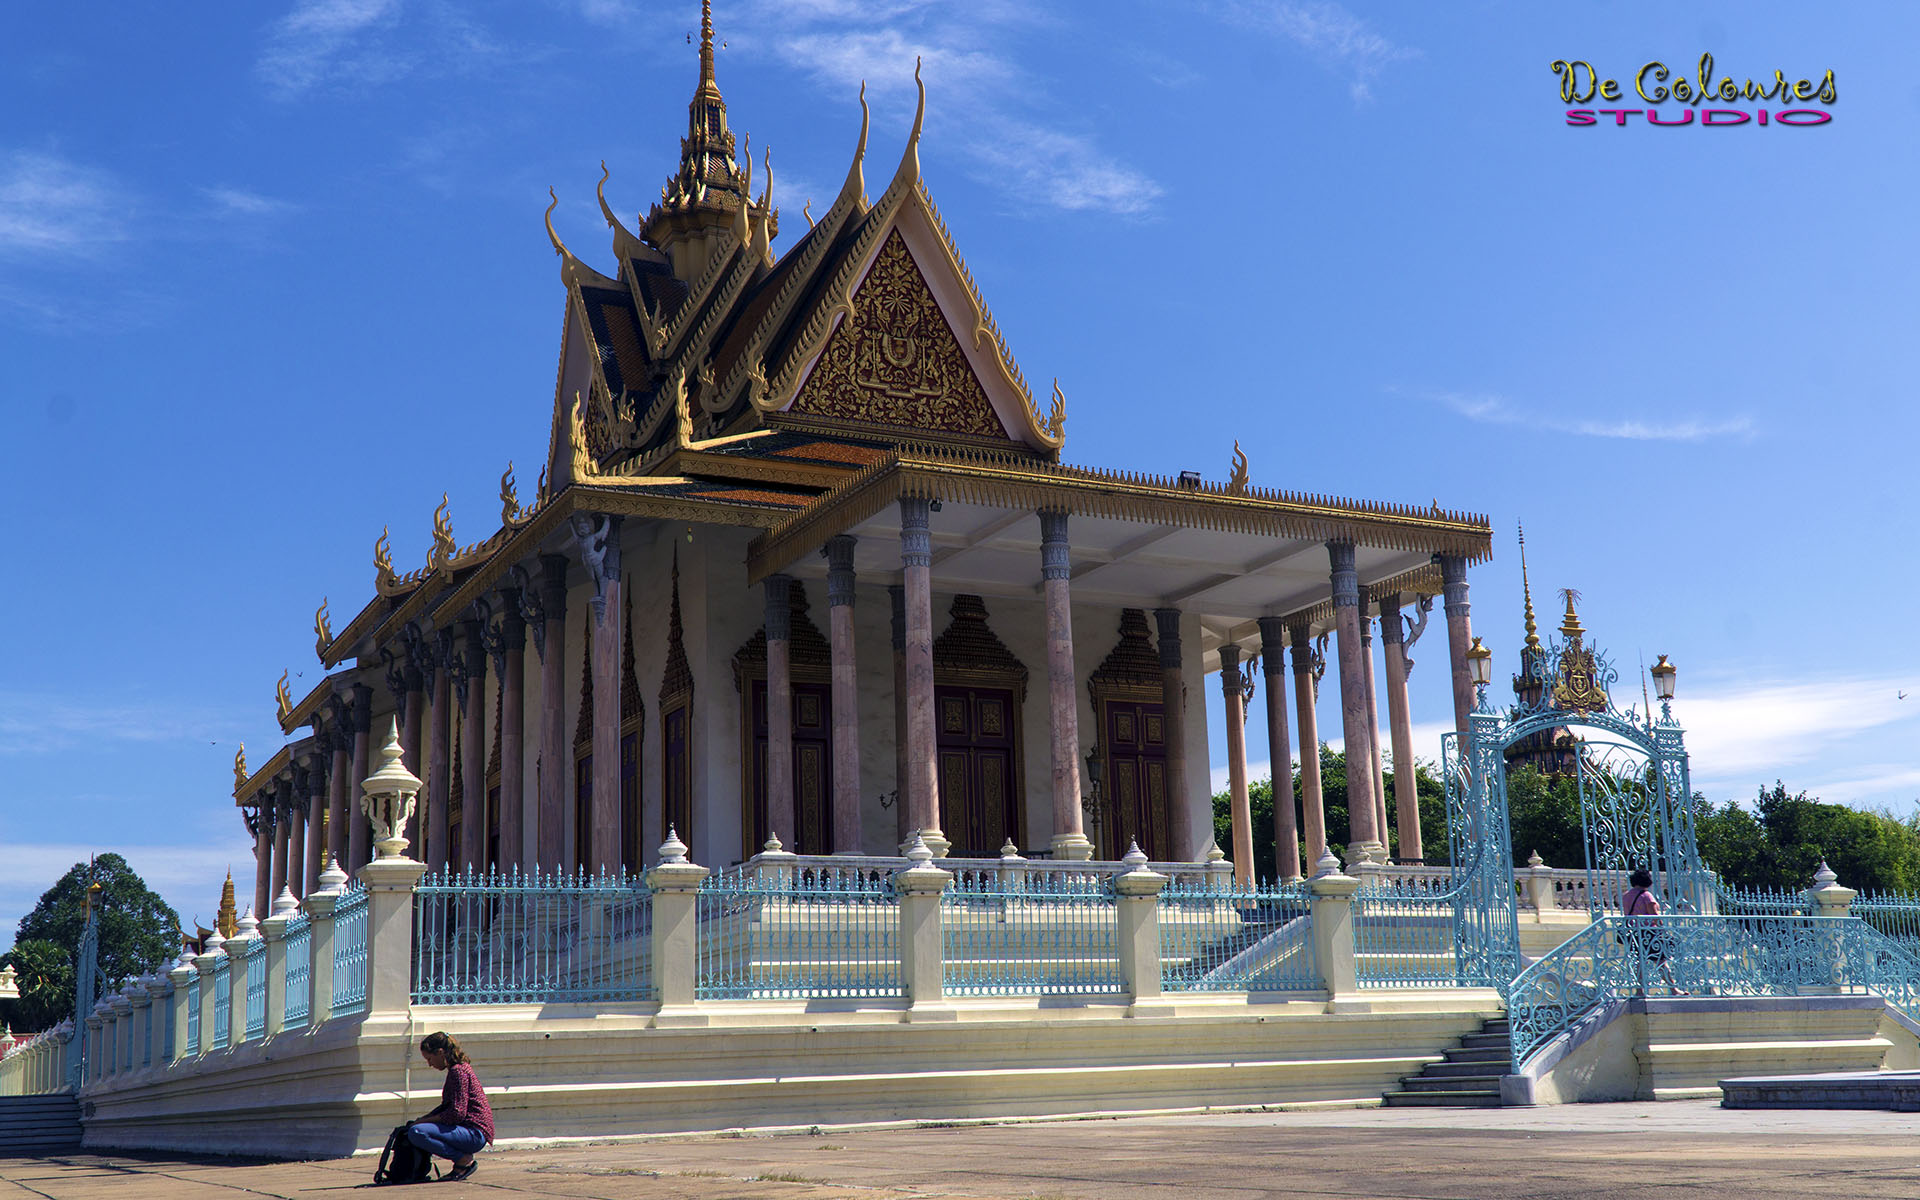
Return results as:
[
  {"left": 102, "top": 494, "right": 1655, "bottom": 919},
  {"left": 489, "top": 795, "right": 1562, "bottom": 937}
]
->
[
  {"left": 407, "top": 1031, "right": 494, "bottom": 1182},
  {"left": 1621, "top": 869, "right": 1686, "bottom": 995}
]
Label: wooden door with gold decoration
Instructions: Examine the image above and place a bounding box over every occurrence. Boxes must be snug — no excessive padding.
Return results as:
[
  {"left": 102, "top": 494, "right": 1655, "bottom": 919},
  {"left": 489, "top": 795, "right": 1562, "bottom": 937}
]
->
[
  {"left": 936, "top": 685, "right": 1019, "bottom": 856},
  {"left": 746, "top": 680, "right": 835, "bottom": 856},
  {"left": 1100, "top": 699, "right": 1170, "bottom": 861}
]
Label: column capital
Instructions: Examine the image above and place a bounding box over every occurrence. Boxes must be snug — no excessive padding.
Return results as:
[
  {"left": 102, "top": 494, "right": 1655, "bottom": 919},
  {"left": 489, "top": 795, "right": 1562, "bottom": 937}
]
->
[
  {"left": 1377, "top": 591, "right": 1406, "bottom": 642},
  {"left": 764, "top": 573, "right": 794, "bottom": 640},
  {"left": 1153, "top": 608, "right": 1183, "bottom": 668},
  {"left": 1435, "top": 552, "right": 1471, "bottom": 610},
  {"left": 1218, "top": 642, "right": 1242, "bottom": 684},
  {"left": 350, "top": 683, "right": 374, "bottom": 733},
  {"left": 498, "top": 585, "right": 528, "bottom": 651},
  {"left": 1327, "top": 540, "right": 1359, "bottom": 607},
  {"left": 825, "top": 535, "right": 857, "bottom": 607},
  {"left": 899, "top": 497, "right": 932, "bottom": 567},
  {"left": 1037, "top": 509, "right": 1070, "bottom": 580},
  {"left": 539, "top": 552, "right": 570, "bottom": 611}
]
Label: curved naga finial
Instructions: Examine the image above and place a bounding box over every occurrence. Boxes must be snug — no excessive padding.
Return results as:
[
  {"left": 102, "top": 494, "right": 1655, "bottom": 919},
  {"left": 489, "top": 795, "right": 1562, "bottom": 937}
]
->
[
  {"left": 500, "top": 461, "right": 520, "bottom": 524},
  {"left": 1228, "top": 440, "right": 1250, "bottom": 495},
  {"left": 233, "top": 743, "right": 248, "bottom": 796},
  {"left": 740, "top": 132, "right": 751, "bottom": 197},
  {"left": 275, "top": 672, "right": 293, "bottom": 724},
  {"left": 430, "top": 495, "right": 456, "bottom": 570},
  {"left": 597, "top": 161, "right": 641, "bottom": 250},
  {"left": 889, "top": 57, "right": 926, "bottom": 195},
  {"left": 313, "top": 597, "right": 332, "bottom": 658},
  {"left": 1045, "top": 378, "right": 1067, "bottom": 441},
  {"left": 802, "top": 198, "right": 814, "bottom": 230},
  {"left": 544, "top": 187, "right": 578, "bottom": 268},
  {"left": 373, "top": 526, "right": 395, "bottom": 587},
  {"left": 758, "top": 145, "right": 773, "bottom": 209},
  {"left": 836, "top": 81, "right": 869, "bottom": 210}
]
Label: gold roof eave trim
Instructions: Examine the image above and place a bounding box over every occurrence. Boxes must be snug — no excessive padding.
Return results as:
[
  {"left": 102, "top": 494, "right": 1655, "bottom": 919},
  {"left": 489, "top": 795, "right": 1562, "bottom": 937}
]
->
[
  {"left": 747, "top": 451, "right": 1493, "bottom": 585},
  {"left": 233, "top": 744, "right": 293, "bottom": 807},
  {"left": 279, "top": 673, "right": 349, "bottom": 736}
]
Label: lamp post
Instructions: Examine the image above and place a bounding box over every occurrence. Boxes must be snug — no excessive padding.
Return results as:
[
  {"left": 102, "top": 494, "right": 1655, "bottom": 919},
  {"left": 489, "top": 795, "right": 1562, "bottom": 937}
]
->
[
  {"left": 360, "top": 716, "right": 423, "bottom": 860},
  {"left": 1466, "top": 635, "right": 1493, "bottom": 711},
  {"left": 1650, "top": 653, "right": 1677, "bottom": 721}
]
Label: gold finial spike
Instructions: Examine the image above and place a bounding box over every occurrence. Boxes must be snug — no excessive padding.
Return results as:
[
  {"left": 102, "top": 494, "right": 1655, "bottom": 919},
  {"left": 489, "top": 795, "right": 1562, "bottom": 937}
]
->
[
  {"left": 500, "top": 461, "right": 519, "bottom": 523},
  {"left": 430, "top": 495, "right": 455, "bottom": 571},
  {"left": 233, "top": 743, "right": 247, "bottom": 796},
  {"left": 1519, "top": 523, "right": 1540, "bottom": 653},
  {"left": 1045, "top": 378, "right": 1066, "bottom": 441},
  {"left": 314, "top": 597, "right": 332, "bottom": 659},
  {"left": 1558, "top": 587, "right": 1584, "bottom": 639},
  {"left": 697, "top": 0, "right": 716, "bottom": 94},
  {"left": 373, "top": 526, "right": 395, "bottom": 586},
  {"left": 1228, "top": 440, "right": 1250, "bottom": 495},
  {"left": 837, "top": 81, "right": 869, "bottom": 210},
  {"left": 890, "top": 57, "right": 926, "bottom": 195},
  {"left": 275, "top": 671, "right": 293, "bottom": 724}
]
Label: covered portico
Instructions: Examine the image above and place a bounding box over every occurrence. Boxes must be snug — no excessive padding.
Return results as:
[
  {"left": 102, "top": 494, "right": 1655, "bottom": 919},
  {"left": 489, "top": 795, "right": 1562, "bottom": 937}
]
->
[{"left": 747, "top": 447, "right": 1493, "bottom": 880}]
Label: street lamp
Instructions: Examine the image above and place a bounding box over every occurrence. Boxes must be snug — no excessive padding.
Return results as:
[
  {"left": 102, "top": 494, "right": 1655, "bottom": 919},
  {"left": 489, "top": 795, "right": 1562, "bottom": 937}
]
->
[
  {"left": 1082, "top": 747, "right": 1106, "bottom": 852},
  {"left": 1650, "top": 653, "right": 1677, "bottom": 718},
  {"left": 1466, "top": 636, "right": 1493, "bottom": 708}
]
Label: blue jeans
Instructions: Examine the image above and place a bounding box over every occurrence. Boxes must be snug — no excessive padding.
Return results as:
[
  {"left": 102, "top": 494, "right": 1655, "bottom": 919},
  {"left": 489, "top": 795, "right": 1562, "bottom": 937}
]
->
[{"left": 407, "top": 1121, "right": 485, "bottom": 1161}]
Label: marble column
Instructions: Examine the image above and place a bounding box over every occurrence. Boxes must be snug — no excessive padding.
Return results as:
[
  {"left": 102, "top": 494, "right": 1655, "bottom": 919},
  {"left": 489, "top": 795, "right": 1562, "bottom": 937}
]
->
[
  {"left": 1219, "top": 644, "right": 1253, "bottom": 886},
  {"left": 898, "top": 497, "right": 946, "bottom": 855},
  {"left": 302, "top": 756, "right": 325, "bottom": 894},
  {"left": 427, "top": 631, "right": 453, "bottom": 871},
  {"left": 1039, "top": 510, "right": 1091, "bottom": 862},
  {"left": 328, "top": 734, "right": 351, "bottom": 868},
  {"left": 1152, "top": 609, "right": 1193, "bottom": 861},
  {"left": 585, "top": 519, "right": 624, "bottom": 874},
  {"left": 764, "top": 573, "right": 796, "bottom": 847},
  {"left": 348, "top": 685, "right": 373, "bottom": 871},
  {"left": 251, "top": 800, "right": 271, "bottom": 919},
  {"left": 1258, "top": 617, "right": 1300, "bottom": 882},
  {"left": 1328, "top": 541, "right": 1381, "bottom": 861},
  {"left": 499, "top": 588, "right": 527, "bottom": 871},
  {"left": 1289, "top": 623, "right": 1326, "bottom": 860},
  {"left": 889, "top": 584, "right": 909, "bottom": 849},
  {"left": 1439, "top": 553, "right": 1475, "bottom": 738},
  {"left": 1379, "top": 593, "right": 1422, "bottom": 862},
  {"left": 270, "top": 793, "right": 290, "bottom": 901},
  {"left": 460, "top": 617, "right": 488, "bottom": 871},
  {"left": 825, "top": 537, "right": 863, "bottom": 854},
  {"left": 538, "top": 554, "right": 569, "bottom": 873},
  {"left": 1359, "top": 605, "right": 1389, "bottom": 857}
]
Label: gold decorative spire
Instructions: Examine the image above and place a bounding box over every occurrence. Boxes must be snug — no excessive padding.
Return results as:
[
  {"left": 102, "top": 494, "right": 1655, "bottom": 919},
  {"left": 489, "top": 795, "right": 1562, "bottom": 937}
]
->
[
  {"left": 429, "top": 495, "right": 456, "bottom": 572},
  {"left": 1518, "top": 523, "right": 1541, "bottom": 654},
  {"left": 216, "top": 871, "right": 237, "bottom": 940},
  {"left": 1227, "top": 439, "right": 1250, "bottom": 495},
  {"left": 314, "top": 597, "right": 332, "bottom": 659},
  {"left": 1558, "top": 587, "right": 1585, "bottom": 640},
  {"left": 643, "top": 0, "right": 751, "bottom": 265},
  {"left": 886, "top": 58, "right": 926, "bottom": 196},
  {"left": 373, "top": 526, "right": 396, "bottom": 589},
  {"left": 233, "top": 743, "right": 248, "bottom": 796},
  {"left": 1045, "top": 379, "right": 1067, "bottom": 441},
  {"left": 275, "top": 672, "right": 293, "bottom": 724},
  {"left": 836, "top": 82, "right": 869, "bottom": 212},
  {"left": 500, "top": 461, "right": 520, "bottom": 524}
]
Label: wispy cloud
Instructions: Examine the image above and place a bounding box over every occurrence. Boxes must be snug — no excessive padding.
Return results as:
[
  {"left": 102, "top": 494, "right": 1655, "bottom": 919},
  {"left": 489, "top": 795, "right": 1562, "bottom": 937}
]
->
[
  {"left": 0, "top": 691, "right": 243, "bottom": 754},
  {"left": 201, "top": 186, "right": 297, "bottom": 217},
  {"left": 257, "top": 0, "right": 519, "bottom": 100},
  {"left": 1682, "top": 674, "right": 1920, "bottom": 796},
  {"left": 739, "top": 1, "right": 1161, "bottom": 218},
  {"left": 1417, "top": 389, "right": 1756, "bottom": 443},
  {"left": 1217, "top": 1, "right": 1419, "bottom": 103},
  {"left": 0, "top": 151, "right": 127, "bottom": 259}
]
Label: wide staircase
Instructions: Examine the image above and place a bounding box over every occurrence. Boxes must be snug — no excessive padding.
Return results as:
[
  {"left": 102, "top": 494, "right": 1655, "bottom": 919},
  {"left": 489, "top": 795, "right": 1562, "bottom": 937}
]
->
[
  {"left": 0, "top": 1094, "right": 83, "bottom": 1156},
  {"left": 1382, "top": 1015, "right": 1509, "bottom": 1107}
]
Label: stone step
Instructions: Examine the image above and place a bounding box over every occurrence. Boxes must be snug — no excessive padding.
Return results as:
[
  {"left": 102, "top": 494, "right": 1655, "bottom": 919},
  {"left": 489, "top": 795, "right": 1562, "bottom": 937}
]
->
[
  {"left": 1382, "top": 1089, "right": 1504, "bottom": 1107},
  {"left": 1400, "top": 1073, "right": 1504, "bottom": 1092},
  {"left": 1441, "top": 1046, "right": 1510, "bottom": 1064},
  {"left": 1420, "top": 1059, "right": 1511, "bottom": 1078}
]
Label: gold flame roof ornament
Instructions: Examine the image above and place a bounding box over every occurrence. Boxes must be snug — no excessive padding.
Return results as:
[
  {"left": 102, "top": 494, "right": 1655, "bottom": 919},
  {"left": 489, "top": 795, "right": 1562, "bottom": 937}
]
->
[
  {"left": 232, "top": 743, "right": 247, "bottom": 797},
  {"left": 568, "top": 392, "right": 596, "bottom": 480},
  {"left": 275, "top": 672, "right": 293, "bottom": 724},
  {"left": 313, "top": 597, "right": 332, "bottom": 659},
  {"left": 428, "top": 495, "right": 456, "bottom": 572},
  {"left": 373, "top": 526, "right": 396, "bottom": 591},
  {"left": 1227, "top": 440, "right": 1250, "bottom": 496},
  {"left": 1046, "top": 380, "right": 1067, "bottom": 442},
  {"left": 500, "top": 462, "right": 524, "bottom": 526}
]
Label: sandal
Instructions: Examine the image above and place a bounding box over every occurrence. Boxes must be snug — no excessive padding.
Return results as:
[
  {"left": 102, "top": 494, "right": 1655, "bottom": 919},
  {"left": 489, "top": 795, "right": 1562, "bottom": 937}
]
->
[{"left": 446, "top": 1160, "right": 478, "bottom": 1182}]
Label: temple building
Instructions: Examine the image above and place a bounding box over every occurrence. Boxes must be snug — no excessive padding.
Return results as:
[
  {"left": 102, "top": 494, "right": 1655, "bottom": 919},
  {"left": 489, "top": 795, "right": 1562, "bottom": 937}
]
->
[{"left": 230, "top": 5, "right": 1494, "bottom": 902}]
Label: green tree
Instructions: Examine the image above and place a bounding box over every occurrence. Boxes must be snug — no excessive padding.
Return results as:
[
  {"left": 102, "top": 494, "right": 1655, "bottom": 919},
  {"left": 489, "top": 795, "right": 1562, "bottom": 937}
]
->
[
  {"left": 1505, "top": 765, "right": 1586, "bottom": 870},
  {"left": 1211, "top": 745, "right": 1451, "bottom": 881},
  {"left": 13, "top": 854, "right": 182, "bottom": 1014},
  {"left": 0, "top": 939, "right": 76, "bottom": 1034}
]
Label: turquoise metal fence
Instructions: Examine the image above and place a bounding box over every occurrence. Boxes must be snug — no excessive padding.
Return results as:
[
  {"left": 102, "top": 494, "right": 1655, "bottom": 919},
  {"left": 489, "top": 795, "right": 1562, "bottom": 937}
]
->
[
  {"left": 331, "top": 884, "right": 370, "bottom": 1016},
  {"left": 1507, "top": 914, "right": 1920, "bottom": 1071},
  {"left": 141, "top": 1000, "right": 153, "bottom": 1067},
  {"left": 942, "top": 867, "right": 1123, "bottom": 996},
  {"left": 161, "top": 992, "right": 173, "bottom": 1061},
  {"left": 1715, "top": 881, "right": 1809, "bottom": 916},
  {"left": 1160, "top": 878, "right": 1315, "bottom": 992},
  {"left": 1851, "top": 891, "right": 1920, "bottom": 953},
  {"left": 243, "top": 939, "right": 267, "bottom": 1040},
  {"left": 283, "top": 913, "right": 311, "bottom": 1029},
  {"left": 1353, "top": 874, "right": 1463, "bottom": 987},
  {"left": 185, "top": 977, "right": 200, "bottom": 1056},
  {"left": 211, "top": 959, "right": 232, "bottom": 1050},
  {"left": 414, "top": 866, "right": 653, "bottom": 1003},
  {"left": 696, "top": 862, "right": 899, "bottom": 1000}
]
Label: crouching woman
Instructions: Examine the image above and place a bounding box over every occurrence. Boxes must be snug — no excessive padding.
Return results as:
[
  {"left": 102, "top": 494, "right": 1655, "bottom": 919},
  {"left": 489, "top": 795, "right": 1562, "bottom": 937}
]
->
[{"left": 408, "top": 1031, "right": 494, "bottom": 1182}]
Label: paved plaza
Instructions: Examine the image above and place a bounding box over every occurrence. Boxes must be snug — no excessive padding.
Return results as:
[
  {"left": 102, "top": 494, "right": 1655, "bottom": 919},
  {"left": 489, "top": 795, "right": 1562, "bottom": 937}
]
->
[{"left": 7, "top": 1102, "right": 1920, "bottom": 1199}]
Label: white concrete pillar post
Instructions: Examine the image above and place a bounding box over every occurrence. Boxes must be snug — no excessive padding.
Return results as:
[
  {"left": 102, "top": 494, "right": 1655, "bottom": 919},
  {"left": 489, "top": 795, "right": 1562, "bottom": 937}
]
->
[
  {"left": 1308, "top": 850, "right": 1360, "bottom": 1001},
  {"left": 1525, "top": 851, "right": 1558, "bottom": 914},
  {"left": 895, "top": 836, "right": 954, "bottom": 1017},
  {"left": 84, "top": 1010, "right": 105, "bottom": 1083},
  {"left": 193, "top": 937, "right": 224, "bottom": 1056},
  {"left": 229, "top": 911, "right": 259, "bottom": 1047},
  {"left": 304, "top": 860, "right": 349, "bottom": 1025},
  {"left": 141, "top": 974, "right": 170, "bottom": 1069},
  {"left": 130, "top": 985, "right": 153, "bottom": 1072},
  {"left": 260, "top": 888, "right": 298, "bottom": 1037},
  {"left": 645, "top": 831, "right": 711, "bottom": 1022},
  {"left": 1810, "top": 860, "right": 1856, "bottom": 918},
  {"left": 166, "top": 960, "right": 194, "bottom": 1063},
  {"left": 357, "top": 857, "right": 429, "bottom": 1019},
  {"left": 1115, "top": 844, "right": 1169, "bottom": 1002}
]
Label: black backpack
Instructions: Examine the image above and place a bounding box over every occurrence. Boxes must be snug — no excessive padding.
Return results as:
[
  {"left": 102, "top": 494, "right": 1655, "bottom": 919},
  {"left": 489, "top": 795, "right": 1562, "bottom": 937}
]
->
[{"left": 373, "top": 1123, "right": 438, "bottom": 1185}]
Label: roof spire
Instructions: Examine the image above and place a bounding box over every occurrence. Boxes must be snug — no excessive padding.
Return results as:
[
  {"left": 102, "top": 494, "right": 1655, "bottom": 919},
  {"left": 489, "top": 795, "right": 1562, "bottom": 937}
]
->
[
  {"left": 698, "top": 0, "right": 717, "bottom": 99},
  {"left": 1558, "top": 587, "right": 1585, "bottom": 640},
  {"left": 1518, "top": 522, "right": 1541, "bottom": 655}
]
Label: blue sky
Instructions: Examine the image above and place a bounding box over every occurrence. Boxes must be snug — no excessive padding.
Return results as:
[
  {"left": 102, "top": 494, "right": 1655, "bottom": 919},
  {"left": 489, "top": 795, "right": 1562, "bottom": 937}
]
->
[{"left": 4, "top": 1, "right": 1916, "bottom": 947}]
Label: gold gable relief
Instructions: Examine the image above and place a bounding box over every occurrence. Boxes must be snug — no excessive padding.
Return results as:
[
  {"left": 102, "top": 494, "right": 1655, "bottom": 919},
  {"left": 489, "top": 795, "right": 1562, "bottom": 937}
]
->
[{"left": 789, "top": 229, "right": 1009, "bottom": 441}]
